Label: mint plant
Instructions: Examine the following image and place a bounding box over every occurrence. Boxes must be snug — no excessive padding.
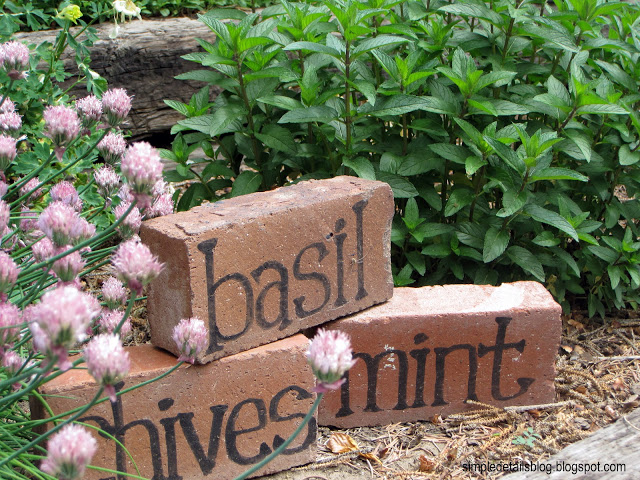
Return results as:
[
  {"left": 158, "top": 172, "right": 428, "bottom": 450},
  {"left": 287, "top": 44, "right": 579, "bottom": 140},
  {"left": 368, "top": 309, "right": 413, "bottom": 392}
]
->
[{"left": 167, "top": 0, "right": 640, "bottom": 317}]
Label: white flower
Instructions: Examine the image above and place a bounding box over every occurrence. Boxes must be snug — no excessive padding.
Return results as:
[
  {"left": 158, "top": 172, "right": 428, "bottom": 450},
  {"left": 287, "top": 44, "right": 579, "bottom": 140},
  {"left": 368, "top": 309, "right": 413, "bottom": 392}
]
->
[
  {"left": 113, "top": 0, "right": 141, "bottom": 19},
  {"left": 110, "top": 1, "right": 141, "bottom": 38}
]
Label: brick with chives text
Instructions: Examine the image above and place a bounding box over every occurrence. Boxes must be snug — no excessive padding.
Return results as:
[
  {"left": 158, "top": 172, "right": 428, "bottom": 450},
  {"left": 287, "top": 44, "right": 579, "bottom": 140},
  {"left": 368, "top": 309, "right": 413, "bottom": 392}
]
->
[
  {"left": 140, "top": 176, "right": 394, "bottom": 363},
  {"left": 31, "top": 335, "right": 317, "bottom": 480},
  {"left": 318, "top": 282, "right": 562, "bottom": 428}
]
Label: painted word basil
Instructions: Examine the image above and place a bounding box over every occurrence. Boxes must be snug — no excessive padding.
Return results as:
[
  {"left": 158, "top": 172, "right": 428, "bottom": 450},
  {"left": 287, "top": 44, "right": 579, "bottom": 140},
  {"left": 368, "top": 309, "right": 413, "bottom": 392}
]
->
[{"left": 142, "top": 176, "right": 394, "bottom": 363}]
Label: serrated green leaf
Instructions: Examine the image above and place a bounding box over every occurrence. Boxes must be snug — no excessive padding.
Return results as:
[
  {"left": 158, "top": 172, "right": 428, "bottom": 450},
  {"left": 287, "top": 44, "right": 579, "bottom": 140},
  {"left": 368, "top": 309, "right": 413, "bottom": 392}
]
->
[
  {"left": 550, "top": 247, "right": 580, "bottom": 276},
  {"left": 608, "top": 265, "right": 622, "bottom": 290},
  {"left": 468, "top": 98, "right": 498, "bottom": 116},
  {"left": 422, "top": 243, "right": 451, "bottom": 258},
  {"left": 351, "top": 35, "right": 409, "bottom": 58},
  {"left": 403, "top": 197, "right": 420, "bottom": 230},
  {"left": 175, "top": 70, "right": 225, "bottom": 84},
  {"left": 588, "top": 245, "right": 619, "bottom": 263},
  {"left": 198, "top": 14, "right": 233, "bottom": 45},
  {"left": 484, "top": 137, "right": 526, "bottom": 175},
  {"left": 369, "top": 95, "right": 434, "bottom": 117},
  {"left": 524, "top": 204, "right": 579, "bottom": 241},
  {"left": 238, "top": 36, "right": 272, "bottom": 52},
  {"left": 507, "top": 246, "right": 545, "bottom": 281},
  {"left": 411, "top": 223, "right": 454, "bottom": 242},
  {"left": 533, "top": 231, "right": 560, "bottom": 247},
  {"left": 343, "top": 157, "right": 376, "bottom": 180},
  {"left": 576, "top": 104, "right": 627, "bottom": 115},
  {"left": 278, "top": 106, "right": 338, "bottom": 124},
  {"left": 163, "top": 99, "right": 191, "bottom": 117},
  {"left": 476, "top": 71, "right": 517, "bottom": 91},
  {"left": 202, "top": 162, "right": 235, "bottom": 180},
  {"left": 405, "top": 251, "right": 426, "bottom": 276},
  {"left": 465, "top": 156, "right": 487, "bottom": 175},
  {"left": 353, "top": 80, "right": 377, "bottom": 106},
  {"left": 257, "top": 95, "right": 302, "bottom": 111},
  {"left": 284, "top": 41, "right": 341, "bottom": 57},
  {"left": 444, "top": 189, "right": 474, "bottom": 217},
  {"left": 376, "top": 172, "right": 418, "bottom": 198},
  {"left": 428, "top": 143, "right": 470, "bottom": 165},
  {"left": 483, "top": 227, "right": 509, "bottom": 263},
  {"left": 564, "top": 130, "right": 592, "bottom": 162},
  {"left": 393, "top": 264, "right": 415, "bottom": 286},
  {"left": 397, "top": 154, "right": 440, "bottom": 176},
  {"left": 594, "top": 60, "right": 637, "bottom": 92},
  {"left": 177, "top": 115, "right": 217, "bottom": 135},
  {"left": 230, "top": 171, "right": 262, "bottom": 197},
  {"left": 521, "top": 24, "right": 580, "bottom": 53},
  {"left": 497, "top": 190, "right": 528, "bottom": 217},
  {"left": 619, "top": 145, "right": 640, "bottom": 166},
  {"left": 177, "top": 183, "right": 208, "bottom": 211},
  {"left": 379, "top": 152, "right": 400, "bottom": 174},
  {"left": 438, "top": 3, "right": 503, "bottom": 25},
  {"left": 255, "top": 124, "right": 296, "bottom": 155},
  {"left": 530, "top": 167, "right": 589, "bottom": 182}
]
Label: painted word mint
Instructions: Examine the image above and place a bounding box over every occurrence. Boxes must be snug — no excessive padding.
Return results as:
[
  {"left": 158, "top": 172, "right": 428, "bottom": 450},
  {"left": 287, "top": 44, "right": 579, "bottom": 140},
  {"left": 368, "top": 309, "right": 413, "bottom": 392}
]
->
[
  {"left": 32, "top": 337, "right": 317, "bottom": 480},
  {"left": 318, "top": 282, "right": 561, "bottom": 428},
  {"left": 140, "top": 176, "right": 394, "bottom": 363}
]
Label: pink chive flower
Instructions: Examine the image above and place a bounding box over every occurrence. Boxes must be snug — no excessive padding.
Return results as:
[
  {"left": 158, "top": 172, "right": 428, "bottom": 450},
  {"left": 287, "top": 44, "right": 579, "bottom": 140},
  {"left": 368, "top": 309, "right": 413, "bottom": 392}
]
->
[
  {"left": 43, "top": 106, "right": 81, "bottom": 160},
  {"left": 29, "top": 286, "right": 100, "bottom": 371},
  {"left": 38, "top": 202, "right": 95, "bottom": 247},
  {"left": 75, "top": 95, "right": 102, "bottom": 130},
  {"left": 51, "top": 246, "right": 85, "bottom": 283},
  {"left": 120, "top": 142, "right": 163, "bottom": 207},
  {"left": 0, "top": 134, "right": 17, "bottom": 171},
  {"left": 94, "top": 165, "right": 121, "bottom": 199},
  {"left": 2, "top": 350, "right": 28, "bottom": 390},
  {"left": 0, "top": 99, "right": 15, "bottom": 113},
  {"left": 50, "top": 181, "right": 82, "bottom": 212},
  {"left": 101, "top": 277, "right": 127, "bottom": 309},
  {"left": 19, "top": 207, "right": 38, "bottom": 233},
  {"left": 0, "top": 251, "right": 19, "bottom": 298},
  {"left": 118, "top": 183, "right": 133, "bottom": 203},
  {"left": 0, "top": 111, "right": 22, "bottom": 137},
  {"left": 98, "top": 309, "right": 131, "bottom": 337},
  {"left": 172, "top": 317, "right": 207, "bottom": 364},
  {"left": 145, "top": 193, "right": 174, "bottom": 219},
  {"left": 0, "top": 41, "right": 29, "bottom": 80},
  {"left": 102, "top": 88, "right": 131, "bottom": 127},
  {"left": 32, "top": 237, "right": 55, "bottom": 263},
  {"left": 0, "top": 181, "right": 7, "bottom": 198},
  {"left": 0, "top": 302, "right": 21, "bottom": 349},
  {"left": 0, "top": 200, "right": 9, "bottom": 232},
  {"left": 111, "top": 239, "right": 163, "bottom": 295},
  {"left": 97, "top": 131, "right": 126, "bottom": 165},
  {"left": 114, "top": 201, "right": 142, "bottom": 239},
  {"left": 83, "top": 333, "right": 130, "bottom": 402},
  {"left": 19, "top": 177, "right": 42, "bottom": 205},
  {"left": 306, "top": 329, "right": 357, "bottom": 393},
  {"left": 41, "top": 423, "right": 97, "bottom": 480}
]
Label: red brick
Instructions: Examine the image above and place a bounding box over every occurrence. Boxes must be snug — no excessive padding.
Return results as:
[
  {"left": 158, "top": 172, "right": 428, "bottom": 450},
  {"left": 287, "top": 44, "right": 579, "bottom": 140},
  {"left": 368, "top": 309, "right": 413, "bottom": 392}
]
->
[
  {"left": 32, "top": 335, "right": 317, "bottom": 480},
  {"left": 140, "top": 176, "right": 394, "bottom": 363},
  {"left": 318, "top": 282, "right": 561, "bottom": 428}
]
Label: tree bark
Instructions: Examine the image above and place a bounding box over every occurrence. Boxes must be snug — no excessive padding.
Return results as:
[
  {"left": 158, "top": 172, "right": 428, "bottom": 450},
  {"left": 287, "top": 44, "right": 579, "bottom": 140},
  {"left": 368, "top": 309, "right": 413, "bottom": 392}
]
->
[{"left": 16, "top": 17, "right": 215, "bottom": 141}]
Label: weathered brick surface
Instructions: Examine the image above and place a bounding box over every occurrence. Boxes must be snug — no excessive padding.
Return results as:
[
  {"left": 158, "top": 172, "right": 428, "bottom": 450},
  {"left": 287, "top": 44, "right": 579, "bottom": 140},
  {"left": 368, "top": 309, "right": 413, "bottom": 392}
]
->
[
  {"left": 32, "top": 335, "right": 317, "bottom": 480},
  {"left": 318, "top": 282, "right": 561, "bottom": 428},
  {"left": 140, "top": 176, "right": 394, "bottom": 363}
]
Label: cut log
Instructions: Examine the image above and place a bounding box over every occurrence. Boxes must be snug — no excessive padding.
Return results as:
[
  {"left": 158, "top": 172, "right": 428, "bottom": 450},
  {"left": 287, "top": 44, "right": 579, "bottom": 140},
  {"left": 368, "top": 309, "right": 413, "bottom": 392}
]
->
[
  {"left": 15, "top": 17, "right": 215, "bottom": 141},
  {"left": 502, "top": 408, "right": 640, "bottom": 479}
]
